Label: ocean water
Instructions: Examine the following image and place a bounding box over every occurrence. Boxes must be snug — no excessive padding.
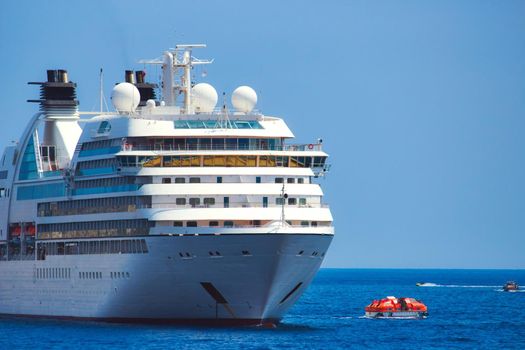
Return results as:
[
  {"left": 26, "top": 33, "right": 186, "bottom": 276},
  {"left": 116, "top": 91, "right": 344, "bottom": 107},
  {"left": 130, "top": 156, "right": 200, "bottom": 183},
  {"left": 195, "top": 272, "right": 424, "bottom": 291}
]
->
[{"left": 1, "top": 269, "right": 524, "bottom": 349}]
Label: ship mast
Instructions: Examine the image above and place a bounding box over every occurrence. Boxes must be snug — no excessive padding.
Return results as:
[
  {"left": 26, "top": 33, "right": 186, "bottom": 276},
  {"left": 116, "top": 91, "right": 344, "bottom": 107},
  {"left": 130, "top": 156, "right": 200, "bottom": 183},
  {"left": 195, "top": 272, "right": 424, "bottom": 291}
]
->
[{"left": 140, "top": 44, "right": 213, "bottom": 114}]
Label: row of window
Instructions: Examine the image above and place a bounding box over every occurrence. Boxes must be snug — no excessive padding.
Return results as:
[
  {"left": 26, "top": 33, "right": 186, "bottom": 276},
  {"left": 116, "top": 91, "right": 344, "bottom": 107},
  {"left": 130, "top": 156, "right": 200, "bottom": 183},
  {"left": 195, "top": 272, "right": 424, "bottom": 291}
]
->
[
  {"left": 79, "top": 139, "right": 122, "bottom": 157},
  {"left": 77, "top": 158, "right": 116, "bottom": 170},
  {"left": 37, "top": 220, "right": 152, "bottom": 240},
  {"left": 73, "top": 184, "right": 140, "bottom": 196},
  {"left": 35, "top": 267, "right": 71, "bottom": 280},
  {"left": 17, "top": 182, "right": 65, "bottom": 201},
  {"left": 17, "top": 181, "right": 142, "bottom": 201},
  {"left": 170, "top": 196, "right": 307, "bottom": 207},
  {"left": 161, "top": 177, "right": 201, "bottom": 184},
  {"left": 174, "top": 120, "right": 263, "bottom": 129},
  {"left": 37, "top": 239, "right": 149, "bottom": 259},
  {"left": 124, "top": 137, "right": 282, "bottom": 151},
  {"left": 171, "top": 220, "right": 321, "bottom": 228},
  {"left": 38, "top": 196, "right": 151, "bottom": 217},
  {"left": 76, "top": 159, "right": 118, "bottom": 176},
  {"left": 175, "top": 197, "right": 216, "bottom": 206},
  {"left": 73, "top": 176, "right": 143, "bottom": 196},
  {"left": 80, "top": 271, "right": 102, "bottom": 279},
  {"left": 160, "top": 176, "right": 309, "bottom": 184},
  {"left": 79, "top": 146, "right": 121, "bottom": 158},
  {"left": 117, "top": 155, "right": 327, "bottom": 169},
  {"left": 74, "top": 176, "right": 140, "bottom": 189},
  {"left": 275, "top": 177, "right": 305, "bottom": 184},
  {"left": 81, "top": 138, "right": 122, "bottom": 151},
  {"left": 111, "top": 271, "right": 130, "bottom": 279}
]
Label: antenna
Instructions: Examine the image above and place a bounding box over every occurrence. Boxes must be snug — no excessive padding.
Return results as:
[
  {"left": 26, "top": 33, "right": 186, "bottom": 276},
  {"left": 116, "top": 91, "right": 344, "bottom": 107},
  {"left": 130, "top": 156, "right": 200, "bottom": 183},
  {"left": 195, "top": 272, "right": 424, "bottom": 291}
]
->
[
  {"left": 98, "top": 68, "right": 110, "bottom": 113},
  {"left": 99, "top": 68, "right": 103, "bottom": 112},
  {"left": 215, "top": 92, "right": 232, "bottom": 129},
  {"left": 279, "top": 183, "right": 288, "bottom": 226}
]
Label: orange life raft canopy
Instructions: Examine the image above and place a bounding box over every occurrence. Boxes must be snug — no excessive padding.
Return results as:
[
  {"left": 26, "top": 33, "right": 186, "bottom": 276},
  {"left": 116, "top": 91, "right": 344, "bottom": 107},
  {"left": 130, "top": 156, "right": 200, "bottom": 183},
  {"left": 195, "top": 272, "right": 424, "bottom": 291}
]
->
[{"left": 365, "top": 296, "right": 428, "bottom": 318}]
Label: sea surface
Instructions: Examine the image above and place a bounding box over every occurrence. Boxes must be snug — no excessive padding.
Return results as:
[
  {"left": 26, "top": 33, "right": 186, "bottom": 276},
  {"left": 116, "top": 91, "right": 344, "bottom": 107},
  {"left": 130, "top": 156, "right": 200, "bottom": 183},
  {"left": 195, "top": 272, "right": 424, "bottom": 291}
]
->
[{"left": 1, "top": 269, "right": 524, "bottom": 349}]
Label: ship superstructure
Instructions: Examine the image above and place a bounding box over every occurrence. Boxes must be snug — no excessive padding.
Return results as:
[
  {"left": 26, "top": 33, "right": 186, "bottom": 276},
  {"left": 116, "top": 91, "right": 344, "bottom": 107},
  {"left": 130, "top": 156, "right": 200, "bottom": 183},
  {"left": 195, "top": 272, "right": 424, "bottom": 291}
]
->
[{"left": 0, "top": 45, "right": 333, "bottom": 325}]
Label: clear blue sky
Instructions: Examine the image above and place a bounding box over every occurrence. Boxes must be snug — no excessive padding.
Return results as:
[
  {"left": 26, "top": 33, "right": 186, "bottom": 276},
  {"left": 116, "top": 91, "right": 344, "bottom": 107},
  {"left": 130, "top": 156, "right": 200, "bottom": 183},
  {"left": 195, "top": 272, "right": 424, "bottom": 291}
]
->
[{"left": 1, "top": 0, "right": 524, "bottom": 268}]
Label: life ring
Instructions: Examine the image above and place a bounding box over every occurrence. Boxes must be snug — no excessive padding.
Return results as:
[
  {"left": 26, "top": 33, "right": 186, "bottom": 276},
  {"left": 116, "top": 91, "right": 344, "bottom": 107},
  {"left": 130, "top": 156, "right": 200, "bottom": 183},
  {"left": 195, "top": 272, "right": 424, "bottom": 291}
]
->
[{"left": 308, "top": 144, "right": 314, "bottom": 150}]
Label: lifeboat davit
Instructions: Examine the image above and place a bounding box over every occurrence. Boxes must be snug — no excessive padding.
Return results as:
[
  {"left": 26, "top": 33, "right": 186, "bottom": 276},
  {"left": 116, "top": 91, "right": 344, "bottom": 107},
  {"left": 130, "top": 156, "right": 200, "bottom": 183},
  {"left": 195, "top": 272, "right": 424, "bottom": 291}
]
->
[{"left": 365, "top": 296, "right": 428, "bottom": 319}]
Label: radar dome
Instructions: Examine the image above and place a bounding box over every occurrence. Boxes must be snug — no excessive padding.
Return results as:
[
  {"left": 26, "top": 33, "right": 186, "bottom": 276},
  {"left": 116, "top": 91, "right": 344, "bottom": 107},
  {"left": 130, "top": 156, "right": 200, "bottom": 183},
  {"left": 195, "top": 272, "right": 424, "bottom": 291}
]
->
[
  {"left": 231, "top": 86, "right": 257, "bottom": 113},
  {"left": 191, "top": 83, "right": 218, "bottom": 113},
  {"left": 111, "top": 82, "right": 140, "bottom": 113}
]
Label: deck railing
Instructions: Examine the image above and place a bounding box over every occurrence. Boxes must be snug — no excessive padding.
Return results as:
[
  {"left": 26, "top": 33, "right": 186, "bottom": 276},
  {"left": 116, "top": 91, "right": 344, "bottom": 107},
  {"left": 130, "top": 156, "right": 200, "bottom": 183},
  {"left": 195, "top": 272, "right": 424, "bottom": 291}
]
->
[{"left": 120, "top": 143, "right": 323, "bottom": 152}]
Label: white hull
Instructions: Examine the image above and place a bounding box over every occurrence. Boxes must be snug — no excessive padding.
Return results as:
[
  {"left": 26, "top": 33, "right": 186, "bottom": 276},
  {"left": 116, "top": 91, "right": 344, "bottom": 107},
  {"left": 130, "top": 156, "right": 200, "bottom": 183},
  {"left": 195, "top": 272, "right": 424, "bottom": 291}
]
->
[{"left": 0, "top": 234, "right": 332, "bottom": 325}]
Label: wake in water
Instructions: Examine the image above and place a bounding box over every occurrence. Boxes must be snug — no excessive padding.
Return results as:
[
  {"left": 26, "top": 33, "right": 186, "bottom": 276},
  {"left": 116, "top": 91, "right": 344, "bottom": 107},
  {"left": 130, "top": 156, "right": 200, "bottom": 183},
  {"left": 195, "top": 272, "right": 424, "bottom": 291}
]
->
[
  {"left": 417, "top": 283, "right": 500, "bottom": 288},
  {"left": 495, "top": 289, "right": 525, "bottom": 293}
]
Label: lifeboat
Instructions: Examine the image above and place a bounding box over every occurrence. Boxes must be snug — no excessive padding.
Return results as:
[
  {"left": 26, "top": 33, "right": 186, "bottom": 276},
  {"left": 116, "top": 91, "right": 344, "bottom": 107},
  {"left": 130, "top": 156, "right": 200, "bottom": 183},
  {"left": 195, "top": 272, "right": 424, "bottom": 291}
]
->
[
  {"left": 9, "top": 225, "right": 21, "bottom": 237},
  {"left": 27, "top": 224, "right": 36, "bottom": 236},
  {"left": 365, "top": 296, "right": 428, "bottom": 319},
  {"left": 503, "top": 281, "right": 519, "bottom": 292}
]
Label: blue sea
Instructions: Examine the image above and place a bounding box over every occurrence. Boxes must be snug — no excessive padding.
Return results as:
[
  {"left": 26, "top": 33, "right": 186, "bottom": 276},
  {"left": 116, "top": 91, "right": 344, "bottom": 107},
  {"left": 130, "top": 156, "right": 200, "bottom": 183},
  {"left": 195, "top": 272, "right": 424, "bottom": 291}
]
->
[{"left": 1, "top": 269, "right": 524, "bottom": 349}]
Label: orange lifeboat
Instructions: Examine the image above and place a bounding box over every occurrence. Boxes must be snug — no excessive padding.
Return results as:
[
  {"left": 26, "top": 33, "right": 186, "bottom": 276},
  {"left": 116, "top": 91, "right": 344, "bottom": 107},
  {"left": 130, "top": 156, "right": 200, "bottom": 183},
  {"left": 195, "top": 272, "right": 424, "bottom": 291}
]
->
[
  {"left": 10, "top": 225, "right": 21, "bottom": 237},
  {"left": 365, "top": 296, "right": 428, "bottom": 319},
  {"left": 27, "top": 224, "right": 36, "bottom": 236}
]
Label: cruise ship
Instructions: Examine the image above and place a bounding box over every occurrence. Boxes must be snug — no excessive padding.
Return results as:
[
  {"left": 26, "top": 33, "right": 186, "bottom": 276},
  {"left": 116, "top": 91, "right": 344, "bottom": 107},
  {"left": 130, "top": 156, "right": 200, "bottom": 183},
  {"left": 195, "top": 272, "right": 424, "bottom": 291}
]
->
[{"left": 0, "top": 44, "right": 333, "bottom": 326}]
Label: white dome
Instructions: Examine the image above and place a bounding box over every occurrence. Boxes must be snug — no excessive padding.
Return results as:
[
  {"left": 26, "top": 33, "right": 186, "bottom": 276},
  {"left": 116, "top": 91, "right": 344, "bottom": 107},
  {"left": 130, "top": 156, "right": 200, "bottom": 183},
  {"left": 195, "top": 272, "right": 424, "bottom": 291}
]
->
[
  {"left": 111, "top": 82, "right": 140, "bottom": 113},
  {"left": 231, "top": 86, "right": 257, "bottom": 113},
  {"left": 191, "top": 83, "right": 218, "bottom": 113},
  {"left": 146, "top": 99, "right": 156, "bottom": 109}
]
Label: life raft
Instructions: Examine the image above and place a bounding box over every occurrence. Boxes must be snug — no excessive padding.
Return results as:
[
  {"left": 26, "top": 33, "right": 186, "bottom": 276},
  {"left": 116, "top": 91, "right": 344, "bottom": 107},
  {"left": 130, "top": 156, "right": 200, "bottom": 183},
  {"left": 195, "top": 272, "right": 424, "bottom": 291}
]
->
[{"left": 365, "top": 296, "right": 428, "bottom": 319}]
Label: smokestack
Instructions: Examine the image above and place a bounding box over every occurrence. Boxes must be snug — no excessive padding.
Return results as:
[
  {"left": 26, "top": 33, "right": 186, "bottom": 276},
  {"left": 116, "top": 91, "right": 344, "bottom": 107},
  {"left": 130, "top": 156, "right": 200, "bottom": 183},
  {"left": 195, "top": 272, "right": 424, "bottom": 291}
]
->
[
  {"left": 27, "top": 69, "right": 79, "bottom": 118},
  {"left": 57, "top": 69, "right": 68, "bottom": 83},
  {"left": 46, "top": 70, "right": 58, "bottom": 83},
  {"left": 135, "top": 70, "right": 145, "bottom": 84},
  {"left": 125, "top": 70, "right": 135, "bottom": 84}
]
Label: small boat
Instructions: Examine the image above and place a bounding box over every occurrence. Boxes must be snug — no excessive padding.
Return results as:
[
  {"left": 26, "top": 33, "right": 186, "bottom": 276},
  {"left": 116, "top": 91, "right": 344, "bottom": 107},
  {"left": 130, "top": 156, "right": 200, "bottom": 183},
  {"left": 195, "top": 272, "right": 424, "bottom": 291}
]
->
[
  {"left": 416, "top": 282, "right": 438, "bottom": 287},
  {"left": 503, "top": 281, "right": 519, "bottom": 292},
  {"left": 365, "top": 296, "right": 428, "bottom": 319}
]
